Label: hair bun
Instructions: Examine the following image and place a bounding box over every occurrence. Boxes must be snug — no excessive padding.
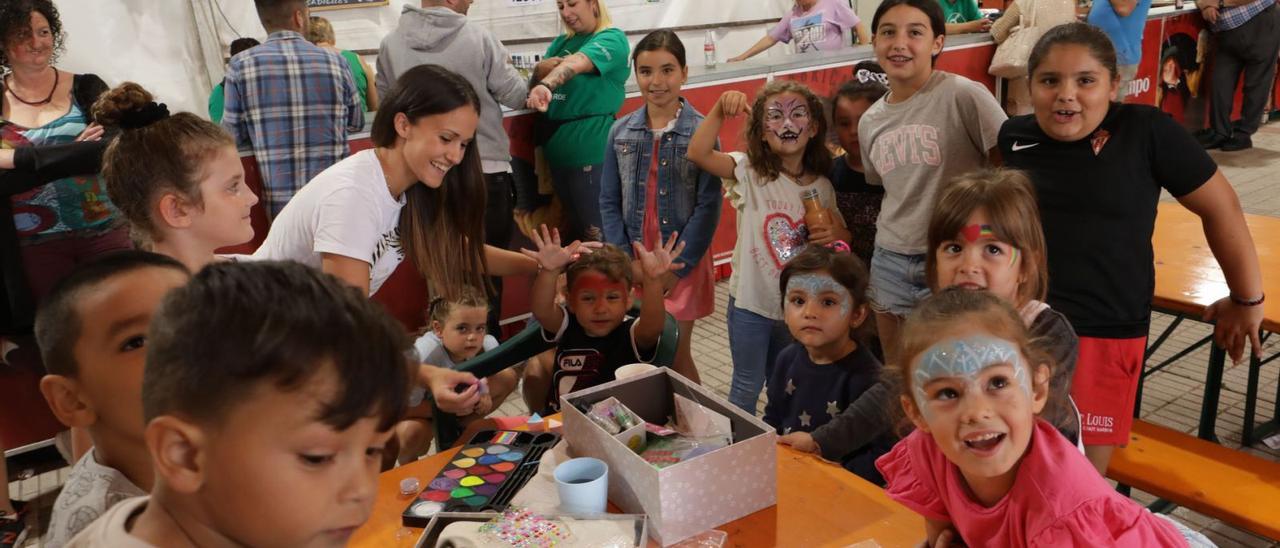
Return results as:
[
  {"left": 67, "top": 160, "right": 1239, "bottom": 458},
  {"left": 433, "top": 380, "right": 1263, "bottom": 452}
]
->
[{"left": 119, "top": 101, "right": 170, "bottom": 130}]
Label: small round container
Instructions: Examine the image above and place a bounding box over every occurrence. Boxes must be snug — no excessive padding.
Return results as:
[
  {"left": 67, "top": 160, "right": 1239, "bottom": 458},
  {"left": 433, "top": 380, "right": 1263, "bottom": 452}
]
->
[{"left": 399, "top": 477, "right": 421, "bottom": 497}]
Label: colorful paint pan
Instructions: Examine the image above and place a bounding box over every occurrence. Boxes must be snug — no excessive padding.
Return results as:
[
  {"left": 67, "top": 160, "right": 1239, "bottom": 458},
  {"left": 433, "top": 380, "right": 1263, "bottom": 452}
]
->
[
  {"left": 401, "top": 429, "right": 562, "bottom": 528},
  {"left": 428, "top": 477, "right": 457, "bottom": 491},
  {"left": 421, "top": 490, "right": 450, "bottom": 502}
]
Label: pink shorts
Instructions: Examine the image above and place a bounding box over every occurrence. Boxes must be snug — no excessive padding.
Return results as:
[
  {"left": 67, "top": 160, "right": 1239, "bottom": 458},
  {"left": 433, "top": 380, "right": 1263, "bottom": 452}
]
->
[{"left": 1070, "top": 336, "right": 1147, "bottom": 446}]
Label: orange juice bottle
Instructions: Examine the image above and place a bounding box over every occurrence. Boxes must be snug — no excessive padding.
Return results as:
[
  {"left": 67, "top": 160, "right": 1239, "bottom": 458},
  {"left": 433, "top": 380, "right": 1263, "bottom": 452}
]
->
[{"left": 801, "top": 187, "right": 830, "bottom": 228}]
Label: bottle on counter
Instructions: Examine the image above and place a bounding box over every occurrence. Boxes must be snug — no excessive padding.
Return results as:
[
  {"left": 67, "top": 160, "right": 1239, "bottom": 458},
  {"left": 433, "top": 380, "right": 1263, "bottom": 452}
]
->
[
  {"left": 1175, "top": 0, "right": 1184, "bottom": 9},
  {"left": 801, "top": 187, "right": 831, "bottom": 228},
  {"left": 704, "top": 30, "right": 717, "bottom": 68}
]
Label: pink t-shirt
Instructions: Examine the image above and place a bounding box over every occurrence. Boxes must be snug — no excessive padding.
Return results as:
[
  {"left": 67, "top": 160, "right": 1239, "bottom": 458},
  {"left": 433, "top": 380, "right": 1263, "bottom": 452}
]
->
[
  {"left": 768, "top": 0, "right": 860, "bottom": 54},
  {"left": 876, "top": 419, "right": 1189, "bottom": 547}
]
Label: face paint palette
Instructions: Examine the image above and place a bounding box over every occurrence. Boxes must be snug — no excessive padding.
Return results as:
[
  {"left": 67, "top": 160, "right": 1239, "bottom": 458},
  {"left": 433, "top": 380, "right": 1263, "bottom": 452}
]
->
[{"left": 402, "top": 430, "right": 560, "bottom": 527}]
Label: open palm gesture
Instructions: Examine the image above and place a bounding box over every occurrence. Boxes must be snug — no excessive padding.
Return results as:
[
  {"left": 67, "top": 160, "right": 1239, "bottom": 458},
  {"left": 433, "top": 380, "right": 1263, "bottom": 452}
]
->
[
  {"left": 633, "top": 232, "right": 686, "bottom": 283},
  {"left": 520, "top": 224, "right": 586, "bottom": 272}
]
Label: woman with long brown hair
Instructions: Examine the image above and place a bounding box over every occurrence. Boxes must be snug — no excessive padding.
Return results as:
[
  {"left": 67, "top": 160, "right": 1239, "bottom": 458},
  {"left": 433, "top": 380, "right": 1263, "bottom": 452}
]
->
[{"left": 254, "top": 64, "right": 541, "bottom": 414}]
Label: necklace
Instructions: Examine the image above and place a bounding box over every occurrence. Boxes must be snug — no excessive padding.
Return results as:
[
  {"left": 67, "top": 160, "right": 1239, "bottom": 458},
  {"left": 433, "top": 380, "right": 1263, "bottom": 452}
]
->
[
  {"left": 5, "top": 68, "right": 59, "bottom": 106},
  {"left": 779, "top": 164, "right": 805, "bottom": 181}
]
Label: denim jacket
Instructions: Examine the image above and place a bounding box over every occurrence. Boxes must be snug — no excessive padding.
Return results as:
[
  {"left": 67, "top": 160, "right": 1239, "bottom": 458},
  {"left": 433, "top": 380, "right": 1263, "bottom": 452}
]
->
[{"left": 600, "top": 99, "right": 722, "bottom": 278}]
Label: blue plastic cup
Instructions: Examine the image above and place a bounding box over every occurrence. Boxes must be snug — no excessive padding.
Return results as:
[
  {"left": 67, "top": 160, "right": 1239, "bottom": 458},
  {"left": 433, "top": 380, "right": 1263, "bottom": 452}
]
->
[{"left": 553, "top": 457, "right": 609, "bottom": 514}]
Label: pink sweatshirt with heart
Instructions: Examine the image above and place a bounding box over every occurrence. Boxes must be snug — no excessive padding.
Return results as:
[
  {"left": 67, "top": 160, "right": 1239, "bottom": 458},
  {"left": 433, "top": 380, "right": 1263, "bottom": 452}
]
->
[{"left": 725, "top": 151, "right": 843, "bottom": 320}]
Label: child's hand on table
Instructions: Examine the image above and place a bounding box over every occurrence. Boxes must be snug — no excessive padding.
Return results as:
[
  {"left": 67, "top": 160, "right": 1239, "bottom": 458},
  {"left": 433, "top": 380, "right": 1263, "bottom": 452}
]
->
[{"left": 778, "top": 431, "right": 821, "bottom": 454}]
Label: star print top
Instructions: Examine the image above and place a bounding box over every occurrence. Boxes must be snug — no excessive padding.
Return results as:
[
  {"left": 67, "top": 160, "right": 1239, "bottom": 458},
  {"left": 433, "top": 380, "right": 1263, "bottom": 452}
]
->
[{"left": 764, "top": 342, "right": 892, "bottom": 484}]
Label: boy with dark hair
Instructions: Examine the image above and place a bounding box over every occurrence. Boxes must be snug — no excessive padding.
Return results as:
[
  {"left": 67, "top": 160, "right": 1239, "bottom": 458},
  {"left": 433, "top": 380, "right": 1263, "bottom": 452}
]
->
[
  {"left": 521, "top": 227, "right": 680, "bottom": 413},
  {"left": 34, "top": 251, "right": 190, "bottom": 548},
  {"left": 66, "top": 260, "right": 413, "bottom": 547}
]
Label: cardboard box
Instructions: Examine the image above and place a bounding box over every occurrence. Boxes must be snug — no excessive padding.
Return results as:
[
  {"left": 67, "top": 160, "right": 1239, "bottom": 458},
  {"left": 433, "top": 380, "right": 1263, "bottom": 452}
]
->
[{"left": 561, "top": 368, "right": 777, "bottom": 546}]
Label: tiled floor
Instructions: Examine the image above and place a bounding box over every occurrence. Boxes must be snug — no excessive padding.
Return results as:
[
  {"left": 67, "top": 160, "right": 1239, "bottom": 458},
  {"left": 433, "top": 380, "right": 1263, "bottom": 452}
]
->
[{"left": 9, "top": 124, "right": 1280, "bottom": 546}]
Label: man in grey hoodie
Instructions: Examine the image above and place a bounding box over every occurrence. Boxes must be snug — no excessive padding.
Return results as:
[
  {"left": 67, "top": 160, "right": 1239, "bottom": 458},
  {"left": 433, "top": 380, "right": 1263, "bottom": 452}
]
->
[{"left": 377, "top": 0, "right": 529, "bottom": 334}]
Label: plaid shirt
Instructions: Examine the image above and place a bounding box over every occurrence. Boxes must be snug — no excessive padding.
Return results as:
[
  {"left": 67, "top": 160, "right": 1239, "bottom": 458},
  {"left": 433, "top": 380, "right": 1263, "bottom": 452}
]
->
[
  {"left": 1212, "top": 0, "right": 1275, "bottom": 31},
  {"left": 222, "top": 31, "right": 364, "bottom": 218}
]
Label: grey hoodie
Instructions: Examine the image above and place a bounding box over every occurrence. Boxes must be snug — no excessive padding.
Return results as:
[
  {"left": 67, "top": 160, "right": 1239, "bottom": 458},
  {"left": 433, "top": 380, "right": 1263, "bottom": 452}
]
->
[{"left": 377, "top": 5, "right": 528, "bottom": 173}]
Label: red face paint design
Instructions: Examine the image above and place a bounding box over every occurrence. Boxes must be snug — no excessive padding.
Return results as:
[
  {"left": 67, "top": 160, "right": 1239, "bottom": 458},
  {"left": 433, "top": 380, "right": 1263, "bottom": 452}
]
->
[
  {"left": 960, "top": 224, "right": 995, "bottom": 242},
  {"left": 568, "top": 270, "right": 630, "bottom": 337}
]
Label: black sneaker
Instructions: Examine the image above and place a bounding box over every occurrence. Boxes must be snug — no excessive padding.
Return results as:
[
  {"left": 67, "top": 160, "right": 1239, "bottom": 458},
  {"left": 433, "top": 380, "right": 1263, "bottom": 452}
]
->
[
  {"left": 1221, "top": 133, "right": 1253, "bottom": 152},
  {"left": 1201, "top": 131, "right": 1230, "bottom": 150},
  {"left": 1193, "top": 127, "right": 1217, "bottom": 144},
  {"left": 0, "top": 501, "right": 28, "bottom": 548}
]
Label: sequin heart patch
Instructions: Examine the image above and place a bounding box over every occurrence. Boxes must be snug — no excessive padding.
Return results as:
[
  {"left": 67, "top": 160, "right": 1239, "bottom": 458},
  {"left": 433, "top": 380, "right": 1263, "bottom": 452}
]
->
[{"left": 764, "top": 213, "right": 809, "bottom": 269}]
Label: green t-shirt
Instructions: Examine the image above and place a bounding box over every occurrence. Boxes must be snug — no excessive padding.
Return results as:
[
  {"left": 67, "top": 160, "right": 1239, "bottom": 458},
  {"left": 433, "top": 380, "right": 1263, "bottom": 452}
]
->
[
  {"left": 939, "top": 0, "right": 982, "bottom": 23},
  {"left": 340, "top": 49, "right": 370, "bottom": 113},
  {"left": 541, "top": 27, "right": 629, "bottom": 168},
  {"left": 208, "top": 81, "right": 225, "bottom": 124}
]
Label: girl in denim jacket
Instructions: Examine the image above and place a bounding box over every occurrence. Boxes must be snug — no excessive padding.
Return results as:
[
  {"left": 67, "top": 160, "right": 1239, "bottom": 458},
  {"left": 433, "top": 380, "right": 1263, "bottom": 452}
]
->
[{"left": 600, "top": 30, "right": 721, "bottom": 383}]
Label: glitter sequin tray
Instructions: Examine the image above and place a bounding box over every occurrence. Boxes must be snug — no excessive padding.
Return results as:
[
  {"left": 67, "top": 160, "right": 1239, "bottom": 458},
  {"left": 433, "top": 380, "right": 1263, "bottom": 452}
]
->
[
  {"left": 411, "top": 512, "right": 648, "bottom": 548},
  {"left": 402, "top": 430, "right": 560, "bottom": 527}
]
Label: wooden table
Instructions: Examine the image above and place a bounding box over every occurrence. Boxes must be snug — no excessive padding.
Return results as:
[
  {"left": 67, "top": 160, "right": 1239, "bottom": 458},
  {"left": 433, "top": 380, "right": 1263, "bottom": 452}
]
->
[
  {"left": 350, "top": 430, "right": 923, "bottom": 547},
  {"left": 1149, "top": 202, "right": 1280, "bottom": 443}
]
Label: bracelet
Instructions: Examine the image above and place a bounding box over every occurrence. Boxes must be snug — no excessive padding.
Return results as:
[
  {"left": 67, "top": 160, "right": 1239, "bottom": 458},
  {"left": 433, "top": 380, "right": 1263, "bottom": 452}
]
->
[{"left": 1230, "top": 293, "right": 1265, "bottom": 306}]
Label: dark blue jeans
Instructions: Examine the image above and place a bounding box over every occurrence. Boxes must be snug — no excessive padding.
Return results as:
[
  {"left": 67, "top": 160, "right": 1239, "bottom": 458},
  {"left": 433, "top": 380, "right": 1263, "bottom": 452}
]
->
[{"left": 550, "top": 164, "right": 604, "bottom": 242}]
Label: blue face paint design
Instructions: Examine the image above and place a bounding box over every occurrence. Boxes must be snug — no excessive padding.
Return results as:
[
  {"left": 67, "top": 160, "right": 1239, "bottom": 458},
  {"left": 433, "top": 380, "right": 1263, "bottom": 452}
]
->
[
  {"left": 911, "top": 335, "right": 1030, "bottom": 414},
  {"left": 786, "top": 273, "right": 852, "bottom": 316}
]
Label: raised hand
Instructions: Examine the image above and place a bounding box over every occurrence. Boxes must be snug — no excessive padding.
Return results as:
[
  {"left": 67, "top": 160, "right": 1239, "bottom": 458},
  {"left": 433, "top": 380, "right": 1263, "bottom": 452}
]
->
[
  {"left": 716, "top": 91, "right": 751, "bottom": 118},
  {"left": 633, "top": 232, "right": 686, "bottom": 283},
  {"left": 520, "top": 224, "right": 586, "bottom": 272}
]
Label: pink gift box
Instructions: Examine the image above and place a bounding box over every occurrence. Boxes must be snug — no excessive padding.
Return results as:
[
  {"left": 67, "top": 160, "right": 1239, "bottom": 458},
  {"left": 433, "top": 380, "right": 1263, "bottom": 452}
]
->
[{"left": 561, "top": 367, "right": 778, "bottom": 546}]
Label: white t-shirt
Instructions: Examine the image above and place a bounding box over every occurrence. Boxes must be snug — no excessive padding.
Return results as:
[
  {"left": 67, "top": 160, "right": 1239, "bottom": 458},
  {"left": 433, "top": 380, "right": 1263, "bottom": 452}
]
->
[
  {"left": 64, "top": 496, "right": 154, "bottom": 548},
  {"left": 409, "top": 331, "right": 501, "bottom": 406},
  {"left": 252, "top": 149, "right": 407, "bottom": 295},
  {"left": 45, "top": 449, "right": 146, "bottom": 548},
  {"left": 725, "top": 151, "right": 841, "bottom": 320}
]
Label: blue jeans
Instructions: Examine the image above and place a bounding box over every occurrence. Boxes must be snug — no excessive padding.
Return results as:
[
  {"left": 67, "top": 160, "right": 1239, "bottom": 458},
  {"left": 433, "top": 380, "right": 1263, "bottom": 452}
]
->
[
  {"left": 727, "top": 297, "right": 792, "bottom": 415},
  {"left": 550, "top": 164, "right": 604, "bottom": 242}
]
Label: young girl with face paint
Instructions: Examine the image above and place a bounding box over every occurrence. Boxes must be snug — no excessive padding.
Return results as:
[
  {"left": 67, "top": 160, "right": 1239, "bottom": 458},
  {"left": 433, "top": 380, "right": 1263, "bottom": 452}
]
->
[
  {"left": 876, "top": 289, "right": 1213, "bottom": 547},
  {"left": 1001, "top": 23, "right": 1262, "bottom": 474},
  {"left": 600, "top": 30, "right": 721, "bottom": 385},
  {"left": 688, "top": 80, "right": 850, "bottom": 414},
  {"left": 861, "top": 0, "right": 1007, "bottom": 367},
  {"left": 926, "top": 169, "right": 1080, "bottom": 446},
  {"left": 782, "top": 169, "right": 1081, "bottom": 469},
  {"left": 764, "top": 244, "right": 894, "bottom": 485}
]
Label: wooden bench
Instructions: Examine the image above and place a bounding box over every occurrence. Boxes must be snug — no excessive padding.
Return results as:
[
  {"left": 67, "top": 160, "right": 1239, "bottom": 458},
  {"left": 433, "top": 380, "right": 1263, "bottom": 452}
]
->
[{"left": 1107, "top": 420, "right": 1280, "bottom": 540}]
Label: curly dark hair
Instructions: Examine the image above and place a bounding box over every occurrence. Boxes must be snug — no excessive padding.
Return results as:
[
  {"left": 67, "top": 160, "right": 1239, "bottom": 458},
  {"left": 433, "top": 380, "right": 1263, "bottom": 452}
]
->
[{"left": 0, "top": 0, "right": 64, "bottom": 68}]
